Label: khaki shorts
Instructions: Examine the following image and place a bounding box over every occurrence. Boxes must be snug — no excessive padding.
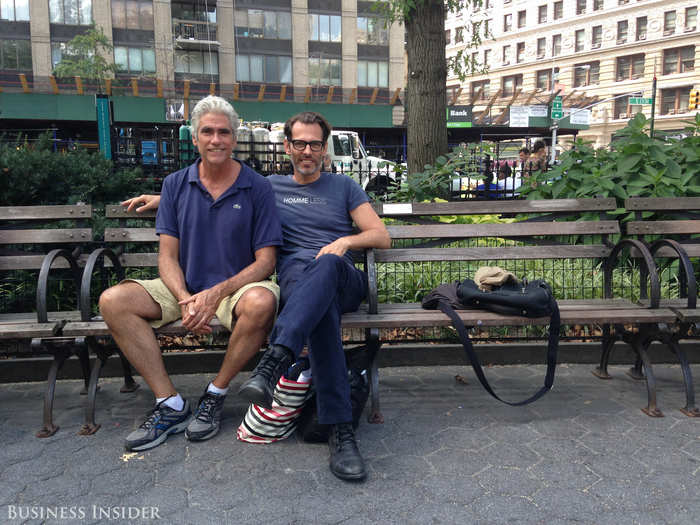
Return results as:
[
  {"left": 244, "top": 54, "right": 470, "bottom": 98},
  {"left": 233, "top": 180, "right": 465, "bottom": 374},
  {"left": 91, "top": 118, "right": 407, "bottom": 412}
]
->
[{"left": 125, "top": 278, "right": 280, "bottom": 330}]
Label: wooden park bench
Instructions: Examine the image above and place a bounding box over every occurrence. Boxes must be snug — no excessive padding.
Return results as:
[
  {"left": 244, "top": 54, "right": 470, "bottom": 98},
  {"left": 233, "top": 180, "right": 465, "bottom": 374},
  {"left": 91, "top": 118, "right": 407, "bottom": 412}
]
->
[
  {"left": 60, "top": 198, "right": 685, "bottom": 433},
  {"left": 0, "top": 204, "right": 94, "bottom": 436},
  {"left": 619, "top": 196, "right": 700, "bottom": 417}
]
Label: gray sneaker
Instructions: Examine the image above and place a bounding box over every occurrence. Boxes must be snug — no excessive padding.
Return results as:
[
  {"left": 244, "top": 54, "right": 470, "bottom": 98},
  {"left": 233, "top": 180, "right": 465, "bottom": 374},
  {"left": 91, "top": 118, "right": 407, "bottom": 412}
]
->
[
  {"left": 185, "top": 390, "right": 226, "bottom": 441},
  {"left": 125, "top": 399, "right": 191, "bottom": 451}
]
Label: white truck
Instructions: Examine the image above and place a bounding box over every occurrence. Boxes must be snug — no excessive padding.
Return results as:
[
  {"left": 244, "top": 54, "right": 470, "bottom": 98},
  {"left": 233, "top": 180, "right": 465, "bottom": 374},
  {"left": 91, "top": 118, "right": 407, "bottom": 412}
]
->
[{"left": 326, "top": 130, "right": 398, "bottom": 192}]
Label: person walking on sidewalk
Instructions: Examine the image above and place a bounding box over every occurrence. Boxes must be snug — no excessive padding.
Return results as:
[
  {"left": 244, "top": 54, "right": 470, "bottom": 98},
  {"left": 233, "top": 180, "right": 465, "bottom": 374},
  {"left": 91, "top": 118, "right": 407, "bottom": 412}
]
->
[{"left": 102, "top": 95, "right": 282, "bottom": 452}]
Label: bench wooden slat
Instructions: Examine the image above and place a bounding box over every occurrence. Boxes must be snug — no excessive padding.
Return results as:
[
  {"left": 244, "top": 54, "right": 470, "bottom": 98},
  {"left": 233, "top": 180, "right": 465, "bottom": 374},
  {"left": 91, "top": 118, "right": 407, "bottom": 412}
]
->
[
  {"left": 0, "top": 254, "right": 92, "bottom": 270},
  {"left": 0, "top": 322, "right": 62, "bottom": 339},
  {"left": 105, "top": 205, "right": 157, "bottom": 218},
  {"left": 105, "top": 228, "right": 157, "bottom": 242},
  {"left": 0, "top": 311, "right": 81, "bottom": 323},
  {"left": 374, "top": 245, "right": 612, "bottom": 262},
  {"left": 0, "top": 228, "right": 92, "bottom": 244},
  {"left": 672, "top": 308, "right": 700, "bottom": 322},
  {"left": 0, "top": 205, "right": 92, "bottom": 220},
  {"left": 376, "top": 198, "right": 617, "bottom": 216},
  {"left": 624, "top": 197, "right": 700, "bottom": 211},
  {"left": 627, "top": 220, "right": 700, "bottom": 235},
  {"left": 387, "top": 221, "right": 619, "bottom": 239}
]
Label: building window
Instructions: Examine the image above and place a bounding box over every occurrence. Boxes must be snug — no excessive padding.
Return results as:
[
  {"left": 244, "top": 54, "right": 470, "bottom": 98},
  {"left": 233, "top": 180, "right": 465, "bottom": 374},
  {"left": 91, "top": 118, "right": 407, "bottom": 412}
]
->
[
  {"left": 552, "top": 34, "right": 561, "bottom": 57},
  {"left": 501, "top": 74, "right": 522, "bottom": 97},
  {"left": 112, "top": 0, "right": 153, "bottom": 31},
  {"left": 663, "top": 46, "right": 695, "bottom": 75},
  {"left": 307, "top": 56, "right": 339, "bottom": 86},
  {"left": 175, "top": 49, "right": 218, "bottom": 75},
  {"left": 516, "top": 42, "right": 525, "bottom": 63},
  {"left": 172, "top": 1, "right": 215, "bottom": 22},
  {"left": 553, "top": 1, "right": 563, "bottom": 20},
  {"left": 238, "top": 54, "right": 292, "bottom": 83},
  {"left": 114, "top": 46, "right": 156, "bottom": 74},
  {"left": 309, "top": 14, "right": 341, "bottom": 42},
  {"left": 235, "top": 10, "right": 291, "bottom": 39},
  {"left": 616, "top": 53, "right": 644, "bottom": 81},
  {"left": 593, "top": 0, "right": 603, "bottom": 10},
  {"left": 614, "top": 95, "right": 640, "bottom": 119},
  {"left": 357, "top": 16, "right": 389, "bottom": 45},
  {"left": 664, "top": 11, "right": 676, "bottom": 35},
  {"left": 357, "top": 60, "right": 387, "bottom": 87},
  {"left": 576, "top": 0, "right": 586, "bottom": 15},
  {"left": 445, "top": 29, "right": 451, "bottom": 44},
  {"left": 660, "top": 87, "right": 691, "bottom": 115},
  {"left": 536, "top": 69, "right": 553, "bottom": 91},
  {"left": 617, "top": 20, "right": 628, "bottom": 43},
  {"left": 575, "top": 29, "right": 585, "bottom": 52},
  {"left": 636, "top": 17, "right": 647, "bottom": 40},
  {"left": 538, "top": 5, "right": 547, "bottom": 24},
  {"left": 49, "top": 0, "right": 92, "bottom": 25},
  {"left": 0, "top": 39, "right": 31, "bottom": 70},
  {"left": 618, "top": 0, "right": 629, "bottom": 4},
  {"left": 455, "top": 27, "right": 464, "bottom": 43},
  {"left": 471, "top": 79, "right": 490, "bottom": 100},
  {"left": 517, "top": 10, "right": 526, "bottom": 28},
  {"left": 573, "top": 61, "right": 600, "bottom": 87},
  {"left": 0, "top": 0, "right": 29, "bottom": 21},
  {"left": 686, "top": 7, "right": 697, "bottom": 31},
  {"left": 484, "top": 48, "right": 492, "bottom": 65},
  {"left": 484, "top": 19, "right": 491, "bottom": 38},
  {"left": 537, "top": 38, "right": 545, "bottom": 59},
  {"left": 502, "top": 44, "right": 511, "bottom": 65},
  {"left": 503, "top": 13, "right": 512, "bottom": 32},
  {"left": 592, "top": 25, "right": 602, "bottom": 48}
]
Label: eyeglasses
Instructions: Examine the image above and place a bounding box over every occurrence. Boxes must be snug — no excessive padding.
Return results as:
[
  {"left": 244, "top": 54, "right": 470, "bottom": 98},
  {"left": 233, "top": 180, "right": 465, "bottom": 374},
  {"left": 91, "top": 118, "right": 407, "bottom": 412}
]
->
[{"left": 290, "top": 139, "right": 324, "bottom": 152}]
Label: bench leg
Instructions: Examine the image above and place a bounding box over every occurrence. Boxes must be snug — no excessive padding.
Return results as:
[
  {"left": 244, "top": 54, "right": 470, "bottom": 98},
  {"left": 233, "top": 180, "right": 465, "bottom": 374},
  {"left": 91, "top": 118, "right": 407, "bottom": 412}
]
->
[
  {"left": 365, "top": 328, "right": 383, "bottom": 424},
  {"left": 79, "top": 354, "right": 104, "bottom": 435},
  {"left": 626, "top": 356, "right": 645, "bottom": 381},
  {"left": 36, "top": 348, "right": 70, "bottom": 438},
  {"left": 592, "top": 325, "right": 616, "bottom": 380},
  {"left": 669, "top": 339, "right": 700, "bottom": 417},
  {"left": 631, "top": 337, "right": 663, "bottom": 418},
  {"left": 75, "top": 338, "right": 92, "bottom": 394}
]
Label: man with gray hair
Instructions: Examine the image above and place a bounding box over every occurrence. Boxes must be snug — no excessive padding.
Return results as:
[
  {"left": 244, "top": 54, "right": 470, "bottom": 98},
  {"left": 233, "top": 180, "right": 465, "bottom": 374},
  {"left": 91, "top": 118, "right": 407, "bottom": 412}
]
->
[{"left": 100, "top": 95, "right": 283, "bottom": 451}]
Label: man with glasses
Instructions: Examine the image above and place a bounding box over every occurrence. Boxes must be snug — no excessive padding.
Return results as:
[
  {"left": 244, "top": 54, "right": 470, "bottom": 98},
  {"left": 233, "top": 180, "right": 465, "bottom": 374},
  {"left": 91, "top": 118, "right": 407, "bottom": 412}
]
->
[
  {"left": 238, "top": 112, "right": 390, "bottom": 481},
  {"left": 123, "top": 111, "right": 390, "bottom": 481}
]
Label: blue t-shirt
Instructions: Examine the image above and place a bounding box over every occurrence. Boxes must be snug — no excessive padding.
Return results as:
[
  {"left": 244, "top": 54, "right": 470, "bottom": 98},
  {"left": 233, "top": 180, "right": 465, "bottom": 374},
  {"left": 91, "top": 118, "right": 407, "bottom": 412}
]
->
[
  {"left": 268, "top": 172, "right": 369, "bottom": 274},
  {"left": 156, "top": 159, "right": 283, "bottom": 293}
]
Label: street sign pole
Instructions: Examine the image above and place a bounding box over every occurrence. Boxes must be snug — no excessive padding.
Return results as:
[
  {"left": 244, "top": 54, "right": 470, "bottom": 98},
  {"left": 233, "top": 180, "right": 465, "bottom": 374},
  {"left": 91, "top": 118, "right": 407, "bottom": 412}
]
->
[{"left": 650, "top": 60, "right": 657, "bottom": 139}]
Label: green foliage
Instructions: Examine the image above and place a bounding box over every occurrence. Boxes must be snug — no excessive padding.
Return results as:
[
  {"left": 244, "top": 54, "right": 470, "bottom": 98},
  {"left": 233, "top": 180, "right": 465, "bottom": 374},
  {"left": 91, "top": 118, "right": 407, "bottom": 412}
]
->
[
  {"left": 52, "top": 25, "right": 119, "bottom": 90},
  {"left": 388, "top": 144, "right": 489, "bottom": 202},
  {"left": 0, "top": 133, "right": 140, "bottom": 207},
  {"left": 520, "top": 114, "right": 700, "bottom": 218}
]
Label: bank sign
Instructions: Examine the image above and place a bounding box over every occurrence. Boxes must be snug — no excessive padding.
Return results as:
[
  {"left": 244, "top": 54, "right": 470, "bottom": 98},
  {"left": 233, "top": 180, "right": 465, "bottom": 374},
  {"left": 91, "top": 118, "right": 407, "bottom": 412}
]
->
[{"left": 446, "top": 106, "right": 473, "bottom": 128}]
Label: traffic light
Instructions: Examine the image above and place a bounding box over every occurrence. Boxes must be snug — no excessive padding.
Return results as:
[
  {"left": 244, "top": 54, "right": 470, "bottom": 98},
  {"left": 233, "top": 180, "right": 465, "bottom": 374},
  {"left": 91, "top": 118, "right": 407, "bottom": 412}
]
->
[{"left": 690, "top": 89, "right": 700, "bottom": 110}]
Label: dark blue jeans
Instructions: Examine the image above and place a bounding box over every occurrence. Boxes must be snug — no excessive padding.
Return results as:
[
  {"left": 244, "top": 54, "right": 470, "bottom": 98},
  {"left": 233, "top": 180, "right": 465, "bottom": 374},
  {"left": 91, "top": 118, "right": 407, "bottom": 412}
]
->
[{"left": 271, "top": 254, "right": 367, "bottom": 424}]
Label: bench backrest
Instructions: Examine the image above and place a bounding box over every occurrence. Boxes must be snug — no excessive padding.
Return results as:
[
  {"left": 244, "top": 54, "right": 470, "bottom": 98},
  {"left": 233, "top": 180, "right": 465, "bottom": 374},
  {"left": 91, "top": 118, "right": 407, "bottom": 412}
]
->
[
  {"left": 624, "top": 197, "right": 700, "bottom": 257},
  {"left": 0, "top": 205, "right": 92, "bottom": 270}
]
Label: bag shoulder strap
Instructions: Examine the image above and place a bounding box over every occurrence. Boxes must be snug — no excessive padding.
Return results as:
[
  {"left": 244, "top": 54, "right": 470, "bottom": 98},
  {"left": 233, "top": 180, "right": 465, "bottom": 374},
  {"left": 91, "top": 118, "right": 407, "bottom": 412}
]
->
[{"left": 437, "top": 297, "right": 560, "bottom": 406}]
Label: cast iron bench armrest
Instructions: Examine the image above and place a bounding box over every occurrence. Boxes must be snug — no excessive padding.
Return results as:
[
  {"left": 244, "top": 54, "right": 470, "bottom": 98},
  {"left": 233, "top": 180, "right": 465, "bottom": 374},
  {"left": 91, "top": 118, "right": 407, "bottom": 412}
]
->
[
  {"left": 79, "top": 247, "right": 126, "bottom": 321},
  {"left": 36, "top": 249, "right": 83, "bottom": 326}
]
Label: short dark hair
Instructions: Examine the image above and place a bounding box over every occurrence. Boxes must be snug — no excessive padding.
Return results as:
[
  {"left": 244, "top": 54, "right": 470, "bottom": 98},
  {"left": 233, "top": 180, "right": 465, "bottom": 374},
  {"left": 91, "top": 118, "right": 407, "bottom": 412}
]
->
[
  {"left": 519, "top": 147, "right": 530, "bottom": 155},
  {"left": 532, "top": 140, "right": 546, "bottom": 153},
  {"left": 284, "top": 112, "right": 332, "bottom": 144}
]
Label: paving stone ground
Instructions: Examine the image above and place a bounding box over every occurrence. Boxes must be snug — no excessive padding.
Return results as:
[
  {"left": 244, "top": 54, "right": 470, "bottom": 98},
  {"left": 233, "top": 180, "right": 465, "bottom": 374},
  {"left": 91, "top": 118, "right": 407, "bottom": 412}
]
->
[{"left": 1, "top": 363, "right": 699, "bottom": 524}]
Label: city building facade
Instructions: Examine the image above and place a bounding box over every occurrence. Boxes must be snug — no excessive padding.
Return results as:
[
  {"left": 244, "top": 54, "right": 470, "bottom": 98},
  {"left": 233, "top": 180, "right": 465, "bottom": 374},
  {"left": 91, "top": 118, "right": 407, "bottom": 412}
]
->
[
  {"left": 446, "top": 0, "right": 700, "bottom": 146},
  {"left": 0, "top": 0, "right": 405, "bottom": 124}
]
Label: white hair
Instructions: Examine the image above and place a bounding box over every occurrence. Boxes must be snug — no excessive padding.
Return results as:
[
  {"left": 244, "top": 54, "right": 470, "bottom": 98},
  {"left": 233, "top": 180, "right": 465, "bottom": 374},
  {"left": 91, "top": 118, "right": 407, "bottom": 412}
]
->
[{"left": 190, "top": 95, "right": 239, "bottom": 136}]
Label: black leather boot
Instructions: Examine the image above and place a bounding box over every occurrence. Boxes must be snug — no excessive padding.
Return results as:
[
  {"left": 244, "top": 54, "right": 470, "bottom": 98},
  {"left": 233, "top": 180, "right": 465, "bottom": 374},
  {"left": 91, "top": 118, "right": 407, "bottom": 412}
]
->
[
  {"left": 238, "top": 344, "right": 294, "bottom": 409},
  {"left": 328, "top": 422, "right": 366, "bottom": 481}
]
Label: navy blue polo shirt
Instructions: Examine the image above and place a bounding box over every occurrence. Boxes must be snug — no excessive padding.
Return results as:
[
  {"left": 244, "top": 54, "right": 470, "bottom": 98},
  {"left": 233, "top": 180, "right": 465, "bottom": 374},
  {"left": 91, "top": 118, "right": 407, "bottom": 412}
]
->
[{"left": 156, "top": 159, "right": 283, "bottom": 294}]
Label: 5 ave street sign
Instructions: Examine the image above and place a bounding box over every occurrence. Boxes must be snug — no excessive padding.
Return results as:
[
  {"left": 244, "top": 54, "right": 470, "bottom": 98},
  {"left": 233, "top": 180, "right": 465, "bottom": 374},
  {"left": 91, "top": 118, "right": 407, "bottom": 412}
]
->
[{"left": 629, "top": 97, "right": 653, "bottom": 105}]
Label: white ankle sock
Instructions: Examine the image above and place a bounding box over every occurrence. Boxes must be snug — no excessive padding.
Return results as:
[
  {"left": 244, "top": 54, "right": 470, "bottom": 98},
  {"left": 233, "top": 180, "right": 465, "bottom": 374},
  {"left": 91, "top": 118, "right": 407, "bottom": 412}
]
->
[
  {"left": 298, "top": 369, "right": 313, "bottom": 383},
  {"left": 157, "top": 394, "right": 184, "bottom": 411},
  {"left": 207, "top": 382, "right": 228, "bottom": 395}
]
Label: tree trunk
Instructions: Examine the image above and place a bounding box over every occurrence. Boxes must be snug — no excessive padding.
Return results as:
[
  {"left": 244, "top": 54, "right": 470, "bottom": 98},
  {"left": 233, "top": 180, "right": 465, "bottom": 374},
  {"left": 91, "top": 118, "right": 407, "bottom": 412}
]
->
[{"left": 405, "top": 0, "right": 448, "bottom": 176}]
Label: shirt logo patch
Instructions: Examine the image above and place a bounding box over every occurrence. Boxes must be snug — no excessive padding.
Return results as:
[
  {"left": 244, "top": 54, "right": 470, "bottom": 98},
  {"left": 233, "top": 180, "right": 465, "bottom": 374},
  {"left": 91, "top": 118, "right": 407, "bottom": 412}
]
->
[{"left": 232, "top": 203, "right": 242, "bottom": 209}]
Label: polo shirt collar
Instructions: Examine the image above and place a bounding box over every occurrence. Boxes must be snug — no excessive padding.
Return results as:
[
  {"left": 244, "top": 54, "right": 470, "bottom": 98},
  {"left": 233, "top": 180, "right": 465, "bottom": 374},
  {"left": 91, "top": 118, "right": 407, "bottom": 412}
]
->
[{"left": 187, "top": 158, "right": 253, "bottom": 199}]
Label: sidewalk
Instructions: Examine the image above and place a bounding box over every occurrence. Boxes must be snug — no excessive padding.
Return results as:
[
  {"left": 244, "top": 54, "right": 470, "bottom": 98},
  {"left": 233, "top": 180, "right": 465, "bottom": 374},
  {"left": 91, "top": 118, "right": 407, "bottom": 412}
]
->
[{"left": 1, "top": 364, "right": 699, "bottom": 524}]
